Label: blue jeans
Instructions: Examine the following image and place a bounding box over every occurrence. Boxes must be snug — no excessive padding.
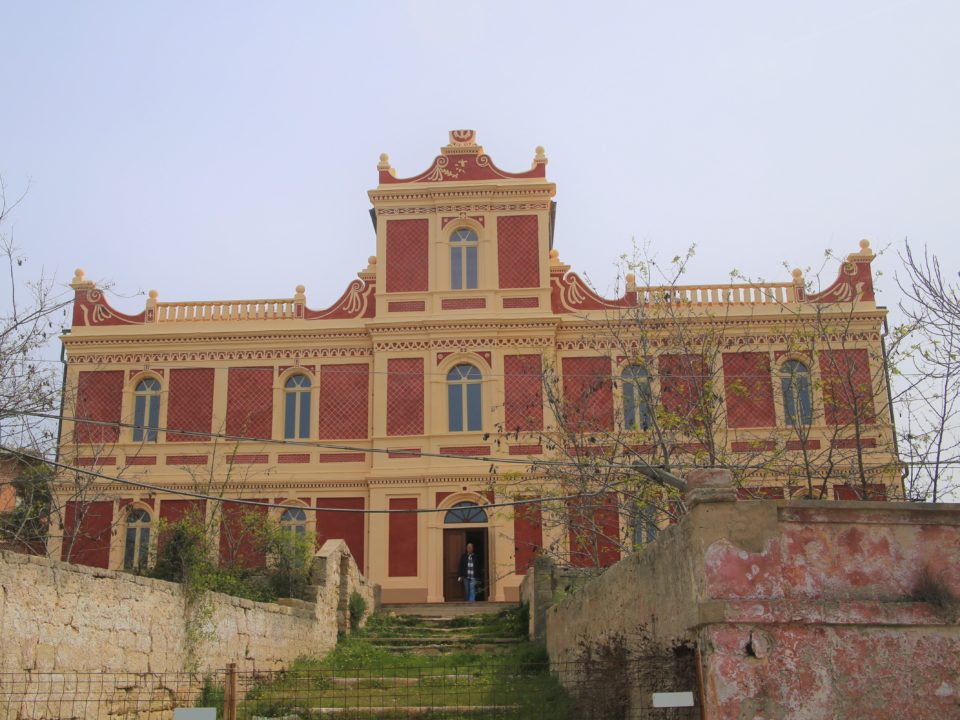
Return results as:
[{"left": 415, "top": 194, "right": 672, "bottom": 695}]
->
[{"left": 463, "top": 577, "right": 476, "bottom": 602}]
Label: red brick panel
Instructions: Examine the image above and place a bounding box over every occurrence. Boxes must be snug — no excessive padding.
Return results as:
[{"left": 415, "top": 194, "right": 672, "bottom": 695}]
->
[
  {"left": 497, "top": 215, "right": 540, "bottom": 289},
  {"left": 388, "top": 301, "right": 426, "bottom": 312},
  {"left": 319, "top": 363, "right": 369, "bottom": 439},
  {"left": 158, "top": 498, "right": 206, "bottom": 556},
  {"left": 316, "top": 497, "right": 366, "bottom": 572},
  {"left": 561, "top": 357, "right": 614, "bottom": 432},
  {"left": 832, "top": 437, "right": 878, "bottom": 449},
  {"left": 386, "top": 219, "right": 429, "bottom": 293},
  {"left": 567, "top": 494, "right": 620, "bottom": 568},
  {"left": 504, "top": 355, "right": 544, "bottom": 431},
  {"left": 833, "top": 484, "right": 888, "bottom": 501},
  {"left": 509, "top": 444, "right": 544, "bottom": 455},
  {"left": 819, "top": 349, "right": 876, "bottom": 426},
  {"left": 514, "top": 501, "right": 543, "bottom": 574},
  {"left": 218, "top": 499, "right": 268, "bottom": 568},
  {"left": 388, "top": 498, "right": 418, "bottom": 577},
  {"left": 387, "top": 358, "right": 424, "bottom": 436},
  {"left": 722, "top": 352, "right": 776, "bottom": 428},
  {"left": 317, "top": 453, "right": 366, "bottom": 463},
  {"left": 278, "top": 453, "right": 311, "bottom": 463},
  {"left": 61, "top": 500, "right": 114, "bottom": 568},
  {"left": 441, "top": 298, "right": 486, "bottom": 310},
  {"left": 74, "top": 370, "right": 124, "bottom": 444},
  {"left": 167, "top": 368, "right": 215, "bottom": 442},
  {"left": 659, "top": 354, "right": 708, "bottom": 429},
  {"left": 503, "top": 297, "right": 539, "bottom": 309},
  {"left": 226, "top": 367, "right": 274, "bottom": 439}
]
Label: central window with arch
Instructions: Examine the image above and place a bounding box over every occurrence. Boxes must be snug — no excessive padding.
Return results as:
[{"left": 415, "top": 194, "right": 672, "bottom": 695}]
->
[
  {"left": 133, "top": 377, "right": 161, "bottom": 442},
  {"left": 449, "top": 227, "right": 479, "bottom": 290},
  {"left": 447, "top": 364, "right": 482, "bottom": 432},
  {"left": 123, "top": 507, "right": 151, "bottom": 570},
  {"left": 781, "top": 359, "right": 813, "bottom": 426},
  {"left": 284, "top": 374, "right": 312, "bottom": 439},
  {"left": 444, "top": 501, "right": 488, "bottom": 524}
]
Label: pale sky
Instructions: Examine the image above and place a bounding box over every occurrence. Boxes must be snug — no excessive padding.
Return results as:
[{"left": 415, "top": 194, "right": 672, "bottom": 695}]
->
[{"left": 2, "top": 0, "right": 958, "bottom": 315}]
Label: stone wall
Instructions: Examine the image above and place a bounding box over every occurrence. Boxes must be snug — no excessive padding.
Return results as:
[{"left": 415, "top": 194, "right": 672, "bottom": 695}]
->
[
  {"left": 0, "top": 539, "right": 377, "bottom": 675},
  {"left": 545, "top": 470, "right": 960, "bottom": 720}
]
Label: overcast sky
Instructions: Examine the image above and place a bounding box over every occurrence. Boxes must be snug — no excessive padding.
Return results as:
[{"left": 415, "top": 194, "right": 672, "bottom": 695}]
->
[{"left": 1, "top": 1, "right": 958, "bottom": 316}]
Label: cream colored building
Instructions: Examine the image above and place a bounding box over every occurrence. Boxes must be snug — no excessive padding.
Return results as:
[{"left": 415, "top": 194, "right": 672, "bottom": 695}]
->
[{"left": 56, "top": 130, "right": 899, "bottom": 603}]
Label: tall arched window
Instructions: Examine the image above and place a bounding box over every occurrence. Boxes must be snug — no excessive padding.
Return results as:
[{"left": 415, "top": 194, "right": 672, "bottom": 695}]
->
[
  {"left": 450, "top": 228, "right": 479, "bottom": 290},
  {"left": 123, "top": 507, "right": 151, "bottom": 570},
  {"left": 133, "top": 378, "right": 161, "bottom": 442},
  {"left": 444, "top": 501, "right": 488, "bottom": 524},
  {"left": 447, "top": 364, "right": 482, "bottom": 432},
  {"left": 781, "top": 360, "right": 813, "bottom": 426},
  {"left": 622, "top": 365, "right": 653, "bottom": 430},
  {"left": 280, "top": 507, "right": 307, "bottom": 536},
  {"left": 284, "top": 375, "right": 312, "bottom": 439}
]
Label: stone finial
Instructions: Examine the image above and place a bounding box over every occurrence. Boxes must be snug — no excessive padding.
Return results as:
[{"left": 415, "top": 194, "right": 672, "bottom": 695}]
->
[
  {"left": 533, "top": 145, "right": 548, "bottom": 167},
  {"left": 549, "top": 249, "right": 561, "bottom": 265},
  {"left": 791, "top": 268, "right": 804, "bottom": 285},
  {"left": 625, "top": 272, "right": 636, "bottom": 293},
  {"left": 684, "top": 468, "right": 737, "bottom": 507},
  {"left": 148, "top": 289, "right": 158, "bottom": 300},
  {"left": 70, "top": 268, "right": 95, "bottom": 289},
  {"left": 294, "top": 285, "right": 306, "bottom": 302},
  {"left": 377, "top": 153, "right": 395, "bottom": 177},
  {"left": 849, "top": 238, "right": 874, "bottom": 260}
]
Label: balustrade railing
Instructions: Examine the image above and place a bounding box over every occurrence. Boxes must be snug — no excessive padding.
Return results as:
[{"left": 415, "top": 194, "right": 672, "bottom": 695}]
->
[{"left": 154, "top": 298, "right": 300, "bottom": 322}]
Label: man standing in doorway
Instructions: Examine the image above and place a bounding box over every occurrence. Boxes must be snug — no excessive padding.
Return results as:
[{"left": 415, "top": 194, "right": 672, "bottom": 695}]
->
[{"left": 457, "top": 542, "right": 477, "bottom": 602}]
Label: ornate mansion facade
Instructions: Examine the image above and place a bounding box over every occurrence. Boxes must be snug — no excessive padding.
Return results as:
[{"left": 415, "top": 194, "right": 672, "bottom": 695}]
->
[{"left": 55, "top": 131, "right": 900, "bottom": 603}]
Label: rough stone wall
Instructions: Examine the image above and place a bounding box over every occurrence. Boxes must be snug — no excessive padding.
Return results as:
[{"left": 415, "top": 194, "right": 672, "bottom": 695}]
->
[
  {"left": 0, "top": 539, "right": 377, "bottom": 675},
  {"left": 545, "top": 470, "right": 960, "bottom": 719}
]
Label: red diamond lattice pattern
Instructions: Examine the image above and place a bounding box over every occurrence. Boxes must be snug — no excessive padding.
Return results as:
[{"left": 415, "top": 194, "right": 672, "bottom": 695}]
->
[
  {"left": 561, "top": 357, "right": 613, "bottom": 432},
  {"left": 387, "top": 358, "right": 424, "bottom": 436},
  {"left": 820, "top": 349, "right": 875, "bottom": 426},
  {"left": 722, "top": 352, "right": 776, "bottom": 428},
  {"left": 74, "top": 370, "right": 124, "bottom": 444},
  {"left": 504, "top": 355, "right": 543, "bottom": 431},
  {"left": 386, "top": 219, "right": 429, "bottom": 292},
  {"left": 167, "top": 368, "right": 215, "bottom": 442},
  {"left": 497, "top": 215, "right": 540, "bottom": 289},
  {"left": 319, "top": 363, "right": 369, "bottom": 439},
  {"left": 226, "top": 367, "right": 274, "bottom": 440}
]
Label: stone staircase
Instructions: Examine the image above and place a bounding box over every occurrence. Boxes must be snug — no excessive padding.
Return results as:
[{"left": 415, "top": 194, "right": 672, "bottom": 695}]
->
[{"left": 367, "top": 602, "right": 526, "bottom": 655}]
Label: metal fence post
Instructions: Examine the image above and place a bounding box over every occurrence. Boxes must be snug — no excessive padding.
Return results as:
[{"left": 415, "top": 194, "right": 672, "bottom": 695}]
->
[{"left": 224, "top": 663, "right": 237, "bottom": 720}]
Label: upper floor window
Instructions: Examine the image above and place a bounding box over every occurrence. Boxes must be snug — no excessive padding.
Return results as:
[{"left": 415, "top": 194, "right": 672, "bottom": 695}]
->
[
  {"left": 280, "top": 506, "right": 308, "bottom": 536},
  {"left": 133, "top": 378, "right": 161, "bottom": 442},
  {"left": 622, "top": 365, "right": 653, "bottom": 431},
  {"left": 781, "top": 360, "right": 813, "bottom": 426},
  {"left": 284, "top": 375, "right": 312, "bottom": 439},
  {"left": 447, "top": 364, "right": 482, "bottom": 432},
  {"left": 123, "top": 507, "right": 151, "bottom": 570},
  {"left": 450, "top": 228, "right": 479, "bottom": 290}
]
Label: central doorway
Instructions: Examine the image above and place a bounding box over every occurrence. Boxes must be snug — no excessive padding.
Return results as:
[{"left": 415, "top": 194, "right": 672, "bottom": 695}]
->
[{"left": 443, "top": 527, "right": 489, "bottom": 602}]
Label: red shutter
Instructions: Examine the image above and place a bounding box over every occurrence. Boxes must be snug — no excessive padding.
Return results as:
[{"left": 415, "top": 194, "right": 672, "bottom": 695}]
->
[
  {"left": 61, "top": 500, "right": 114, "bottom": 568},
  {"left": 387, "top": 358, "right": 424, "bottom": 436},
  {"left": 167, "top": 368, "right": 215, "bottom": 442},
  {"left": 74, "top": 370, "right": 124, "bottom": 444},
  {"left": 504, "top": 355, "right": 544, "bottom": 431},
  {"left": 388, "top": 498, "right": 418, "bottom": 577},
  {"left": 316, "top": 497, "right": 366, "bottom": 572},
  {"left": 723, "top": 352, "right": 775, "bottom": 428},
  {"left": 226, "top": 367, "right": 274, "bottom": 439},
  {"left": 561, "top": 357, "right": 614, "bottom": 432},
  {"left": 659, "top": 354, "right": 708, "bottom": 429},
  {"left": 513, "top": 501, "right": 543, "bottom": 574},
  {"left": 567, "top": 494, "right": 620, "bottom": 568},
  {"left": 820, "top": 349, "right": 875, "bottom": 426},
  {"left": 218, "top": 500, "right": 268, "bottom": 568},
  {"left": 386, "top": 219, "right": 429, "bottom": 292},
  {"left": 319, "top": 364, "right": 369, "bottom": 439},
  {"left": 497, "top": 215, "right": 540, "bottom": 289}
]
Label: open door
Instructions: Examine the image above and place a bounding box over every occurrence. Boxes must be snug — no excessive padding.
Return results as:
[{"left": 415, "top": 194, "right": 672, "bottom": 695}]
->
[{"left": 443, "top": 528, "right": 489, "bottom": 602}]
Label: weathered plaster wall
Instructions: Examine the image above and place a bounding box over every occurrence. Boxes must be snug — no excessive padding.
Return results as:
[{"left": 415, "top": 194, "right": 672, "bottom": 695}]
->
[
  {"left": 545, "top": 470, "right": 960, "bottom": 719},
  {"left": 0, "top": 539, "right": 377, "bottom": 675}
]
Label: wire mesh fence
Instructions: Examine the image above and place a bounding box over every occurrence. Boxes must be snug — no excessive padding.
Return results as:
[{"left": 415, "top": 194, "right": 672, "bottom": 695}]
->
[{"left": 0, "top": 659, "right": 700, "bottom": 719}]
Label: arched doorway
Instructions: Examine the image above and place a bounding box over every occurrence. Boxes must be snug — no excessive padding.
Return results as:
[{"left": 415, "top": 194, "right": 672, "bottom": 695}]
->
[{"left": 442, "top": 501, "right": 489, "bottom": 602}]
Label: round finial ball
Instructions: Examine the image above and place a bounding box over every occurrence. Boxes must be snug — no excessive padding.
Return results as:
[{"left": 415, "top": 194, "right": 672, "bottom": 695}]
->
[
  {"left": 148, "top": 289, "right": 158, "bottom": 300},
  {"left": 535, "top": 145, "right": 545, "bottom": 155},
  {"left": 792, "top": 268, "right": 803, "bottom": 279},
  {"left": 549, "top": 249, "right": 560, "bottom": 260},
  {"left": 379, "top": 153, "right": 389, "bottom": 163},
  {"left": 859, "top": 239, "right": 871, "bottom": 250},
  {"left": 368, "top": 256, "right": 377, "bottom": 265},
  {"left": 74, "top": 268, "right": 84, "bottom": 278},
  {"left": 625, "top": 273, "right": 636, "bottom": 284},
  {"left": 295, "top": 285, "right": 305, "bottom": 294}
]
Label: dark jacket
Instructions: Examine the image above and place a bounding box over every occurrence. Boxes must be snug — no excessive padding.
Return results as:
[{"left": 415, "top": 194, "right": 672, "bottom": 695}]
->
[{"left": 458, "top": 552, "right": 478, "bottom": 580}]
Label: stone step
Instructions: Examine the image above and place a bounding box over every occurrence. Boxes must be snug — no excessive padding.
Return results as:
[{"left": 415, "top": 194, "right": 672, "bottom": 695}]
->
[
  {"left": 380, "top": 602, "right": 516, "bottom": 618},
  {"left": 253, "top": 705, "right": 518, "bottom": 717},
  {"left": 378, "top": 642, "right": 520, "bottom": 655},
  {"left": 367, "top": 636, "right": 522, "bottom": 646}
]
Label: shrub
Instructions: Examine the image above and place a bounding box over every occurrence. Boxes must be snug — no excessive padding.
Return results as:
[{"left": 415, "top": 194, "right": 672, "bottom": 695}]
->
[{"left": 349, "top": 590, "right": 368, "bottom": 631}]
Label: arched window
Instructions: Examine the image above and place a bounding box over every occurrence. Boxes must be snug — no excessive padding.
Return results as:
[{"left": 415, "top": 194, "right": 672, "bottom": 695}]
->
[
  {"left": 450, "top": 228, "right": 479, "bottom": 290},
  {"left": 133, "top": 378, "right": 161, "bottom": 442},
  {"left": 284, "top": 375, "right": 312, "bottom": 440},
  {"left": 781, "top": 360, "right": 813, "bottom": 426},
  {"left": 447, "top": 364, "right": 482, "bottom": 432},
  {"left": 280, "top": 507, "right": 307, "bottom": 536},
  {"left": 123, "top": 507, "right": 151, "bottom": 570},
  {"left": 444, "top": 501, "right": 488, "bottom": 524},
  {"left": 622, "top": 365, "right": 653, "bottom": 430}
]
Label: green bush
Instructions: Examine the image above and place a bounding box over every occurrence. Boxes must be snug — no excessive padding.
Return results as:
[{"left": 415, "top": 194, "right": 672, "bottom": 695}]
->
[{"left": 348, "top": 590, "right": 367, "bottom": 631}]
